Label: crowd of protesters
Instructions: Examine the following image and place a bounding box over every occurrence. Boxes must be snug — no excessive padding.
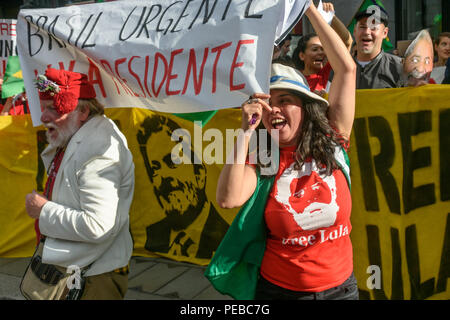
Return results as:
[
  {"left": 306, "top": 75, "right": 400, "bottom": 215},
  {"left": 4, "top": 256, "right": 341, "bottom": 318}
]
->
[
  {"left": 273, "top": 5, "right": 449, "bottom": 89},
  {"left": 209, "top": 2, "right": 449, "bottom": 302},
  {"left": 1, "top": 4, "right": 448, "bottom": 117},
  {"left": 1, "top": 0, "right": 448, "bottom": 302}
]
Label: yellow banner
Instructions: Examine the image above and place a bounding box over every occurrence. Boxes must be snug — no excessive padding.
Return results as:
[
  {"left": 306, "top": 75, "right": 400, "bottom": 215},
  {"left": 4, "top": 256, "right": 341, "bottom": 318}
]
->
[
  {"left": 349, "top": 85, "right": 450, "bottom": 300},
  {"left": 0, "top": 115, "right": 40, "bottom": 256},
  {"left": 0, "top": 108, "right": 241, "bottom": 265},
  {"left": 0, "top": 85, "right": 449, "bottom": 299}
]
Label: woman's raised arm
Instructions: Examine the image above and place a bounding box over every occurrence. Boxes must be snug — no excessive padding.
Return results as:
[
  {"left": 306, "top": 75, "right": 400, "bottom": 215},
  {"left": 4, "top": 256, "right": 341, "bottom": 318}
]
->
[{"left": 305, "top": 2, "right": 356, "bottom": 140}]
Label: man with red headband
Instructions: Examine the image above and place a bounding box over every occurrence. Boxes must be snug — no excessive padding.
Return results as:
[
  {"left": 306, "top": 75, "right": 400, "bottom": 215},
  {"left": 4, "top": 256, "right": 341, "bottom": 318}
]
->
[{"left": 25, "top": 68, "right": 135, "bottom": 300}]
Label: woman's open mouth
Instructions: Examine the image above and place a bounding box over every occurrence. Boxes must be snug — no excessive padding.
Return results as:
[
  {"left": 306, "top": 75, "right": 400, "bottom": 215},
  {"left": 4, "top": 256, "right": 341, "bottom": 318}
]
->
[
  {"left": 271, "top": 118, "right": 287, "bottom": 129},
  {"left": 314, "top": 58, "right": 324, "bottom": 63}
]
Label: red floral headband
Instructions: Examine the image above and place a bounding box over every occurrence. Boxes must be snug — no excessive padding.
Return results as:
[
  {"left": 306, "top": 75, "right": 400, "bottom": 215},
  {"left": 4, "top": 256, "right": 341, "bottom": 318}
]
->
[{"left": 36, "top": 68, "right": 96, "bottom": 115}]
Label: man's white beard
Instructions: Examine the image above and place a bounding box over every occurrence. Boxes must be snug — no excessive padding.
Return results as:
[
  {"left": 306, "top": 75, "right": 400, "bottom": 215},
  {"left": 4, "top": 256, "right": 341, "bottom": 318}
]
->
[{"left": 46, "top": 111, "right": 80, "bottom": 148}]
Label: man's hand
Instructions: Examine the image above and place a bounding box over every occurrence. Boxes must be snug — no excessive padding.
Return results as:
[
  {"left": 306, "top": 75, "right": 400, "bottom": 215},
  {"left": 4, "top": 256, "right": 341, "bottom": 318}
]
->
[{"left": 25, "top": 190, "right": 48, "bottom": 219}]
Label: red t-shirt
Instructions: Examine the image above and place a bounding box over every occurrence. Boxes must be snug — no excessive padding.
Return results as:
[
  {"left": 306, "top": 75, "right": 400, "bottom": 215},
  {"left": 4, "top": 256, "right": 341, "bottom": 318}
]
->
[
  {"left": 260, "top": 145, "right": 353, "bottom": 292},
  {"left": 305, "top": 62, "right": 332, "bottom": 92}
]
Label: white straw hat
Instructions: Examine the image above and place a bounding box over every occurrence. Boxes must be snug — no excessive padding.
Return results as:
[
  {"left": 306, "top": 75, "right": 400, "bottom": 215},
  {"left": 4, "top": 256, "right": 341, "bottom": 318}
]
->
[{"left": 269, "top": 63, "right": 329, "bottom": 106}]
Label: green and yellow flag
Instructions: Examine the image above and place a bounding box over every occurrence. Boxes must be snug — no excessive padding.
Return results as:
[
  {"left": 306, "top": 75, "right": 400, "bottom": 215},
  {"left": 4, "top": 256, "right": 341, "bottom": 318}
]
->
[
  {"left": 1, "top": 56, "right": 24, "bottom": 99},
  {"left": 173, "top": 110, "right": 218, "bottom": 127},
  {"left": 348, "top": 0, "right": 394, "bottom": 52}
]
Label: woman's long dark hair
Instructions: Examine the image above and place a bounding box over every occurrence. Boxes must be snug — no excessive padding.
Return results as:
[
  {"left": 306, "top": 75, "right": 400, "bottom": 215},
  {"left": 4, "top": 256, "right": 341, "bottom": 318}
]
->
[
  {"left": 295, "top": 96, "right": 342, "bottom": 176},
  {"left": 255, "top": 94, "right": 345, "bottom": 177},
  {"left": 292, "top": 33, "right": 318, "bottom": 71}
]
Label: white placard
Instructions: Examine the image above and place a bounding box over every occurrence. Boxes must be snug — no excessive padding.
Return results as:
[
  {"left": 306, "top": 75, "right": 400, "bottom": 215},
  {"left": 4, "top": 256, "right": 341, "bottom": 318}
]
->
[
  {"left": 16, "top": 0, "right": 309, "bottom": 125},
  {"left": 0, "top": 19, "right": 18, "bottom": 78}
]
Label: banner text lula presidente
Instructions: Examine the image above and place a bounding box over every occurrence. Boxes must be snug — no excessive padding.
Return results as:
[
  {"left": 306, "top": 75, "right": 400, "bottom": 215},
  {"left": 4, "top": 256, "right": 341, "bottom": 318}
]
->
[{"left": 22, "top": 0, "right": 264, "bottom": 98}]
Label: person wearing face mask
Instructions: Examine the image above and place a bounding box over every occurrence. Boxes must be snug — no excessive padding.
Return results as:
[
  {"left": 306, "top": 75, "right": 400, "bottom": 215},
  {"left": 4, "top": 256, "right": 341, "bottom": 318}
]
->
[
  {"left": 352, "top": 6, "right": 403, "bottom": 89},
  {"left": 292, "top": 2, "right": 352, "bottom": 97},
  {"left": 402, "top": 29, "right": 436, "bottom": 87},
  {"left": 212, "top": 0, "right": 357, "bottom": 300}
]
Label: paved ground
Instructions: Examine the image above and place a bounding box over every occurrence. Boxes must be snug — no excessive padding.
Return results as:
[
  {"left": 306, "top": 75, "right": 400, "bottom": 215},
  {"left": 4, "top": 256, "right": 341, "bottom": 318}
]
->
[{"left": 0, "top": 256, "right": 232, "bottom": 300}]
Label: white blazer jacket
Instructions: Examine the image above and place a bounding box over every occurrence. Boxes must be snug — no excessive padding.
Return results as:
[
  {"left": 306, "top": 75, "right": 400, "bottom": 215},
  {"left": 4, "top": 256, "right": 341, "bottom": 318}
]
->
[{"left": 39, "top": 115, "right": 135, "bottom": 276}]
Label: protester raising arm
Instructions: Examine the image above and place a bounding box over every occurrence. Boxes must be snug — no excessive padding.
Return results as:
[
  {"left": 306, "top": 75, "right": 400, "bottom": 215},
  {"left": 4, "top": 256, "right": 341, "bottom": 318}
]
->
[
  {"left": 211, "top": 1, "right": 359, "bottom": 301},
  {"left": 319, "top": 2, "right": 353, "bottom": 51},
  {"left": 305, "top": 2, "right": 356, "bottom": 140},
  {"left": 331, "top": 15, "right": 353, "bottom": 51},
  {"left": 291, "top": 2, "right": 353, "bottom": 96},
  {"left": 216, "top": 94, "right": 271, "bottom": 209}
]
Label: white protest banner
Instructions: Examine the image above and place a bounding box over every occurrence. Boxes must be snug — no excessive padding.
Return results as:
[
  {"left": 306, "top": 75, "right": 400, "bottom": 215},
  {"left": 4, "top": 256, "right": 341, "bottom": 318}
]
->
[
  {"left": 16, "top": 0, "right": 309, "bottom": 126},
  {"left": 0, "top": 19, "right": 18, "bottom": 78}
]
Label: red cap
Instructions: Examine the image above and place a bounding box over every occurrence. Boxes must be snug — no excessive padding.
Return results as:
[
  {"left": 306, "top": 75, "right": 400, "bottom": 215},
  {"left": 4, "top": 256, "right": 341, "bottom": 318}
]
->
[{"left": 37, "top": 68, "right": 96, "bottom": 115}]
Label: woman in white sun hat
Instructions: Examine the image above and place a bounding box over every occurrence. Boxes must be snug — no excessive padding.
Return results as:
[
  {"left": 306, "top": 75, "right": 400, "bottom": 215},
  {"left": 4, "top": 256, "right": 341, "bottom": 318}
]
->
[{"left": 215, "top": 0, "right": 357, "bottom": 300}]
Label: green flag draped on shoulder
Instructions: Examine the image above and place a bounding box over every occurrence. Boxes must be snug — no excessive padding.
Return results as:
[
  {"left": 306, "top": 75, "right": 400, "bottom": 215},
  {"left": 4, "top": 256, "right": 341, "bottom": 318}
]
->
[{"left": 204, "top": 171, "right": 275, "bottom": 300}]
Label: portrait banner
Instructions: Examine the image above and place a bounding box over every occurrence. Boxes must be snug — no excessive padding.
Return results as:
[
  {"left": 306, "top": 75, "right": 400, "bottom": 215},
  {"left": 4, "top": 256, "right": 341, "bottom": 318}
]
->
[
  {"left": 129, "top": 108, "right": 242, "bottom": 264},
  {"left": 0, "top": 86, "right": 449, "bottom": 300},
  {"left": 0, "top": 19, "right": 18, "bottom": 78},
  {"left": 16, "top": 0, "right": 309, "bottom": 126}
]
